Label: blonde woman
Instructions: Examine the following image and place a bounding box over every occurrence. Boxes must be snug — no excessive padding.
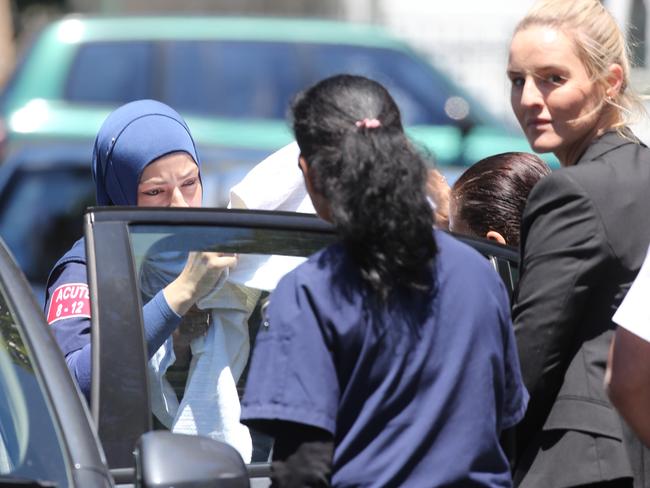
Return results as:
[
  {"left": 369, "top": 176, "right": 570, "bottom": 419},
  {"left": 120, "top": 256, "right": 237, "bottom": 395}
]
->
[{"left": 507, "top": 0, "right": 650, "bottom": 486}]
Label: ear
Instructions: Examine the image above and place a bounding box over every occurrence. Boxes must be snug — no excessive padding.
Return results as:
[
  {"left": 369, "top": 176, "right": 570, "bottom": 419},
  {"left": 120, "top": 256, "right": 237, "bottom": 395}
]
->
[
  {"left": 298, "top": 155, "right": 332, "bottom": 222},
  {"left": 298, "top": 155, "right": 309, "bottom": 174},
  {"left": 486, "top": 230, "right": 507, "bottom": 245},
  {"left": 298, "top": 156, "right": 316, "bottom": 194},
  {"left": 605, "top": 63, "right": 624, "bottom": 98}
]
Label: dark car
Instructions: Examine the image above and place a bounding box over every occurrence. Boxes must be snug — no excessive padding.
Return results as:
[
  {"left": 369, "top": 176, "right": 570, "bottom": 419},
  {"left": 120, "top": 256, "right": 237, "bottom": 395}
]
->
[{"left": 0, "top": 207, "right": 519, "bottom": 487}]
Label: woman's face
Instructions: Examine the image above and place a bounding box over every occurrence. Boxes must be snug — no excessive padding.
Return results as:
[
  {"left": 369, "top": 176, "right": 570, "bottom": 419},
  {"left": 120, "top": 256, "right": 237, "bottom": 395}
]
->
[
  {"left": 508, "top": 26, "right": 604, "bottom": 165},
  {"left": 137, "top": 152, "right": 202, "bottom": 207}
]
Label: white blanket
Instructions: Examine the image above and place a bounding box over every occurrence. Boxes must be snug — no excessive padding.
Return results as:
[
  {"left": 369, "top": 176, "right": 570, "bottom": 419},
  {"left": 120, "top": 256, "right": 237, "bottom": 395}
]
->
[
  {"left": 229, "top": 141, "right": 315, "bottom": 214},
  {"left": 148, "top": 142, "right": 315, "bottom": 462},
  {"left": 148, "top": 278, "right": 259, "bottom": 463}
]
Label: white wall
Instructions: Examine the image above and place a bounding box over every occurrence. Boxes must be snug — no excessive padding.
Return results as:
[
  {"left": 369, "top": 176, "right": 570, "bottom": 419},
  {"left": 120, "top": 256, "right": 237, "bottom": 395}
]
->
[
  {"left": 369, "top": 0, "right": 535, "bottom": 125},
  {"left": 365, "top": 0, "right": 646, "bottom": 125}
]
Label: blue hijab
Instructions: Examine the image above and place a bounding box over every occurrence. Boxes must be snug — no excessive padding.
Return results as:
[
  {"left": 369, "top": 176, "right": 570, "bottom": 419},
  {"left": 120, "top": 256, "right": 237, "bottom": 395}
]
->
[
  {"left": 48, "top": 100, "right": 201, "bottom": 277},
  {"left": 92, "top": 99, "right": 200, "bottom": 206}
]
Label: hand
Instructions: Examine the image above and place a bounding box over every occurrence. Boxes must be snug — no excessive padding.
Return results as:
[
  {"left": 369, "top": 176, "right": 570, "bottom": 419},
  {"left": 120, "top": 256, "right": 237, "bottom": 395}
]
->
[
  {"left": 172, "top": 306, "right": 211, "bottom": 367},
  {"left": 163, "top": 251, "right": 238, "bottom": 315},
  {"left": 426, "top": 169, "right": 451, "bottom": 230},
  {"left": 175, "top": 306, "right": 211, "bottom": 345}
]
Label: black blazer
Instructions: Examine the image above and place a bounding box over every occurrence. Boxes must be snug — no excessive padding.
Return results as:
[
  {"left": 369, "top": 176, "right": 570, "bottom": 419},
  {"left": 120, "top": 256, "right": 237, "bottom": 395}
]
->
[{"left": 512, "top": 130, "right": 650, "bottom": 488}]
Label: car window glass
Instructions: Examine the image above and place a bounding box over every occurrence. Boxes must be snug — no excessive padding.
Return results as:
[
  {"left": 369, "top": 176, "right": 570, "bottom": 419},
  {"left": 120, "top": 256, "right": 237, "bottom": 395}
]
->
[
  {"left": 129, "top": 224, "right": 336, "bottom": 464},
  {"left": 299, "top": 43, "right": 454, "bottom": 125},
  {"left": 162, "top": 40, "right": 303, "bottom": 122},
  {"left": 63, "top": 39, "right": 485, "bottom": 127},
  {"left": 161, "top": 40, "right": 454, "bottom": 125},
  {"left": 0, "top": 166, "right": 94, "bottom": 295},
  {"left": 65, "top": 41, "right": 153, "bottom": 104},
  {"left": 0, "top": 282, "right": 69, "bottom": 485}
]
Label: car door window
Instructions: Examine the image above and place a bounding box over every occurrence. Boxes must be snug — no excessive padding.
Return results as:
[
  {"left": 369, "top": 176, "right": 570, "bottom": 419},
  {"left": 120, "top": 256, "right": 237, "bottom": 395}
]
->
[
  {"left": 129, "top": 223, "right": 337, "bottom": 464},
  {"left": 0, "top": 282, "right": 69, "bottom": 486}
]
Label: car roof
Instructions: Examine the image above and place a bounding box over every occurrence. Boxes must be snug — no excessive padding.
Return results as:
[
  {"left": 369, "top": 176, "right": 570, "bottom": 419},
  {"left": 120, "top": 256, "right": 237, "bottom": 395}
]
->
[{"left": 48, "top": 15, "right": 415, "bottom": 50}]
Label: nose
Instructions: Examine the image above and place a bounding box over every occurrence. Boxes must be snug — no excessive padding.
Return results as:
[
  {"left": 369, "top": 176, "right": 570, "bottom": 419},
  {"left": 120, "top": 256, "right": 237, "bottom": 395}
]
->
[
  {"left": 169, "top": 186, "right": 189, "bottom": 208},
  {"left": 520, "top": 76, "right": 543, "bottom": 108}
]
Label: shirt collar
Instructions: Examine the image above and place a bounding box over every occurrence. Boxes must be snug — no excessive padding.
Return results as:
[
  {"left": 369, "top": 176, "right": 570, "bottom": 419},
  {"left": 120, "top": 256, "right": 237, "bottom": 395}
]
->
[{"left": 577, "top": 128, "right": 643, "bottom": 165}]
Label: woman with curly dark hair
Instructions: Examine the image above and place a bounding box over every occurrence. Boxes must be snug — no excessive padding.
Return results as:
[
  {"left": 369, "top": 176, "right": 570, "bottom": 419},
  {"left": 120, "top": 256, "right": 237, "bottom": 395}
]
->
[{"left": 240, "top": 74, "right": 528, "bottom": 487}]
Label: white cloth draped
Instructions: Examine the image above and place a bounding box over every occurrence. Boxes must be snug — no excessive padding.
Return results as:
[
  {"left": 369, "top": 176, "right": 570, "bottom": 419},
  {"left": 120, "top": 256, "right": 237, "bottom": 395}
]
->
[
  {"left": 147, "top": 141, "right": 315, "bottom": 462},
  {"left": 229, "top": 141, "right": 315, "bottom": 214}
]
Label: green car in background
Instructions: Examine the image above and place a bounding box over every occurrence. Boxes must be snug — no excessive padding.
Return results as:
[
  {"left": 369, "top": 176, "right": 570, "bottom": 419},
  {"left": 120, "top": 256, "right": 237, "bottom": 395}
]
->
[{"left": 0, "top": 15, "right": 555, "bottom": 202}]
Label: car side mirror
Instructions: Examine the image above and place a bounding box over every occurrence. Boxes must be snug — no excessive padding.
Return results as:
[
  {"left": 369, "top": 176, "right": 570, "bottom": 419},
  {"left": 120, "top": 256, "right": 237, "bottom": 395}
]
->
[{"left": 135, "top": 431, "right": 249, "bottom": 488}]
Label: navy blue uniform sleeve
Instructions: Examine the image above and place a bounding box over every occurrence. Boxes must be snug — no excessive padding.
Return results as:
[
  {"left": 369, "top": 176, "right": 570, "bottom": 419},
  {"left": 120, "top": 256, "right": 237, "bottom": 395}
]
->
[
  {"left": 46, "top": 262, "right": 182, "bottom": 400},
  {"left": 46, "top": 262, "right": 92, "bottom": 356},
  {"left": 241, "top": 270, "right": 339, "bottom": 435}
]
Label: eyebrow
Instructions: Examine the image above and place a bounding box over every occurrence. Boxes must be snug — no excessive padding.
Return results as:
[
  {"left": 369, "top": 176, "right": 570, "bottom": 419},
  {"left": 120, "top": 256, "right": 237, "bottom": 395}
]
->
[
  {"left": 139, "top": 167, "right": 199, "bottom": 185},
  {"left": 178, "top": 167, "right": 199, "bottom": 180},
  {"left": 508, "top": 64, "right": 568, "bottom": 73},
  {"left": 535, "top": 64, "right": 568, "bottom": 72}
]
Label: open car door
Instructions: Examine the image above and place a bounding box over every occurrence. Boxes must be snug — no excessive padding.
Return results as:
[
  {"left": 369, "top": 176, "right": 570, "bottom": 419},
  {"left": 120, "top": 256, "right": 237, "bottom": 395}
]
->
[{"left": 84, "top": 207, "right": 520, "bottom": 487}]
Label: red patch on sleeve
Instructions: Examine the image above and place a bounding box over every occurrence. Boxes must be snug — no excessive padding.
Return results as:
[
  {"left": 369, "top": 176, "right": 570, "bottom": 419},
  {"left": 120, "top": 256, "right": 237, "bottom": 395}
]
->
[{"left": 46, "top": 283, "right": 91, "bottom": 324}]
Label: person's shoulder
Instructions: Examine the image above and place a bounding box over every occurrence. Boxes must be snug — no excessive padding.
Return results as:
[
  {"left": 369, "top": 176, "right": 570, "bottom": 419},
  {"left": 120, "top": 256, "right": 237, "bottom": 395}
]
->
[
  {"left": 435, "top": 231, "right": 509, "bottom": 305},
  {"left": 524, "top": 166, "right": 592, "bottom": 211},
  {"left": 436, "top": 230, "right": 488, "bottom": 263},
  {"left": 571, "top": 132, "right": 650, "bottom": 183},
  {"left": 534, "top": 136, "right": 650, "bottom": 210},
  {"left": 435, "top": 231, "right": 496, "bottom": 278},
  {"left": 295, "top": 243, "right": 349, "bottom": 282},
  {"left": 55, "top": 238, "right": 87, "bottom": 267},
  {"left": 47, "top": 238, "right": 87, "bottom": 289},
  {"left": 272, "top": 243, "right": 337, "bottom": 285}
]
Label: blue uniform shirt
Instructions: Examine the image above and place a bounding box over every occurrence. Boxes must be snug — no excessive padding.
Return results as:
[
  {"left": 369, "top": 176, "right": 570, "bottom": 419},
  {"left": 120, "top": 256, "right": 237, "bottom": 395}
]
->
[
  {"left": 45, "top": 238, "right": 181, "bottom": 400},
  {"left": 241, "top": 231, "right": 528, "bottom": 487}
]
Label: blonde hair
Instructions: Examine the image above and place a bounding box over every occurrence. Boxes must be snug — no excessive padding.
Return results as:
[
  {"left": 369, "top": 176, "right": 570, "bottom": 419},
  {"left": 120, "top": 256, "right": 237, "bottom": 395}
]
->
[{"left": 516, "top": 0, "right": 645, "bottom": 128}]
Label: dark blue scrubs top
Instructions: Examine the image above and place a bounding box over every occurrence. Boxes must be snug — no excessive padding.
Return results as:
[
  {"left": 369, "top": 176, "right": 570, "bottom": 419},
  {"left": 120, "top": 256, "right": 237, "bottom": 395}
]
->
[{"left": 241, "top": 231, "right": 528, "bottom": 487}]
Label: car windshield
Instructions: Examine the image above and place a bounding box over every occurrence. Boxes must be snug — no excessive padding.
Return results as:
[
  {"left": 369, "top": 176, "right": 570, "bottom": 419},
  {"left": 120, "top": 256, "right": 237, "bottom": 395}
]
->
[
  {"left": 0, "top": 281, "right": 69, "bottom": 485},
  {"left": 65, "top": 39, "right": 486, "bottom": 126}
]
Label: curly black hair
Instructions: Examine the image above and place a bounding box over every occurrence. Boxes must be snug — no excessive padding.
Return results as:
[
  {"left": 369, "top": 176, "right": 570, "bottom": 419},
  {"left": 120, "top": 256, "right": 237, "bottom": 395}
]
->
[{"left": 291, "top": 74, "right": 437, "bottom": 300}]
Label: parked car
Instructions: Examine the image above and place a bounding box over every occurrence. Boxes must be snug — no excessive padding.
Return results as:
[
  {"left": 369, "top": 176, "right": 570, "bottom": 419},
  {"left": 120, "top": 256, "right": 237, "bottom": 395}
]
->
[
  {"left": 0, "top": 206, "right": 519, "bottom": 486},
  {"left": 0, "top": 15, "right": 556, "bottom": 175}
]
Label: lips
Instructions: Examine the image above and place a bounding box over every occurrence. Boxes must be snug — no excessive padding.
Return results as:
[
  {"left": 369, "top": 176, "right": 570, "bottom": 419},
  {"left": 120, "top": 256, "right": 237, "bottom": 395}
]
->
[{"left": 526, "top": 118, "right": 552, "bottom": 129}]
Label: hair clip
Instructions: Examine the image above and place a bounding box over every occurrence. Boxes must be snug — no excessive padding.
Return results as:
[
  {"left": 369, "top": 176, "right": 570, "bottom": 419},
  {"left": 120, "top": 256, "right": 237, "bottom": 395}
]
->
[{"left": 355, "top": 118, "right": 382, "bottom": 129}]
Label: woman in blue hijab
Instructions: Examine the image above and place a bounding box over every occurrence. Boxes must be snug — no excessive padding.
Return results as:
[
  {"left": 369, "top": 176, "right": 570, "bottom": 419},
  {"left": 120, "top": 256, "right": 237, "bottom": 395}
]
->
[{"left": 44, "top": 99, "right": 236, "bottom": 401}]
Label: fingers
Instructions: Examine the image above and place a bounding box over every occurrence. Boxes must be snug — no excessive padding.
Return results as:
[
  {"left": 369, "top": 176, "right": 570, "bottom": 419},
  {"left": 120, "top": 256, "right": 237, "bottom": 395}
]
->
[
  {"left": 164, "top": 251, "right": 238, "bottom": 315},
  {"left": 186, "top": 251, "right": 238, "bottom": 270}
]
